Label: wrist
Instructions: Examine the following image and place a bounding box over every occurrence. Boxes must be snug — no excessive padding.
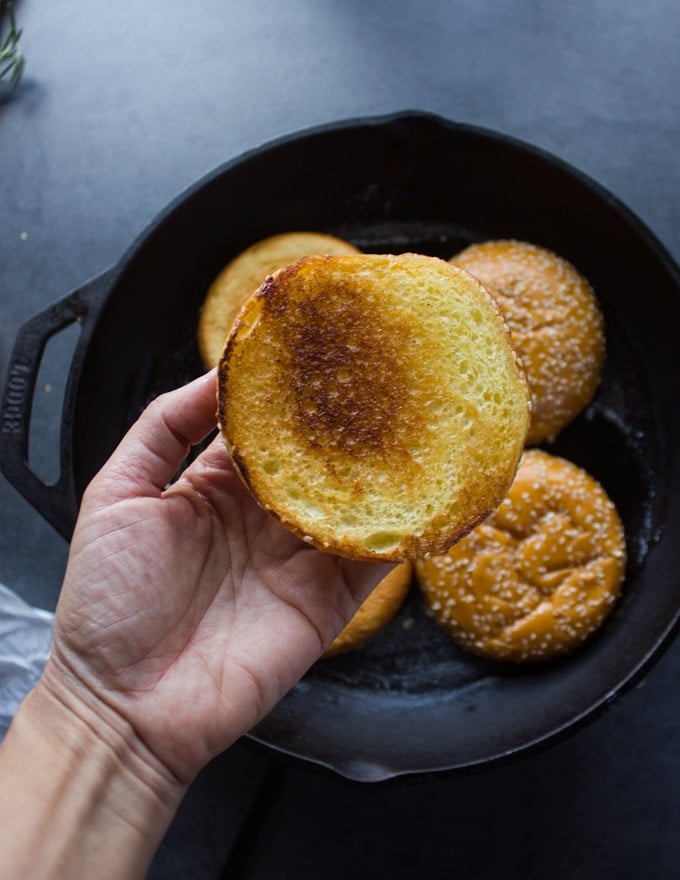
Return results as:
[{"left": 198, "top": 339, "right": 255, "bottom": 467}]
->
[{"left": 0, "top": 664, "right": 186, "bottom": 879}]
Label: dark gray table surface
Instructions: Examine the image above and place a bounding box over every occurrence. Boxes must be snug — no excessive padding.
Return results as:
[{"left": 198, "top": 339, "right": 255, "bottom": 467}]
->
[{"left": 1, "top": 1, "right": 679, "bottom": 877}]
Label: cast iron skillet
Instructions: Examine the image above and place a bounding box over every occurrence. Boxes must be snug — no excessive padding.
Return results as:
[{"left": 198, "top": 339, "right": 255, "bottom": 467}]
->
[{"left": 2, "top": 112, "right": 680, "bottom": 782}]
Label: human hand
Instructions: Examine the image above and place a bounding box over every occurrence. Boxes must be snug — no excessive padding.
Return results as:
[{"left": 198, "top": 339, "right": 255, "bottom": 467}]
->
[{"left": 42, "top": 370, "right": 391, "bottom": 784}]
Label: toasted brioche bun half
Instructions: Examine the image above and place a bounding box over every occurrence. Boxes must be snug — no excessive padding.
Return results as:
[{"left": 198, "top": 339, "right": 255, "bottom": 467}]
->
[
  {"left": 217, "top": 253, "right": 531, "bottom": 561},
  {"left": 198, "top": 232, "right": 360, "bottom": 368}
]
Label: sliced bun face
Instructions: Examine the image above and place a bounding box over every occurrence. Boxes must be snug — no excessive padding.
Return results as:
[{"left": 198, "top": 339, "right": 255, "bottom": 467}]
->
[
  {"left": 217, "top": 253, "right": 530, "bottom": 561},
  {"left": 198, "top": 232, "right": 360, "bottom": 368}
]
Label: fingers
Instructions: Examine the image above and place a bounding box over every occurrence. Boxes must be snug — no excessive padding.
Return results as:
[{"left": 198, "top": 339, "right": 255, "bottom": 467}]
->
[
  {"left": 336, "top": 558, "right": 396, "bottom": 606},
  {"left": 88, "top": 370, "right": 219, "bottom": 502}
]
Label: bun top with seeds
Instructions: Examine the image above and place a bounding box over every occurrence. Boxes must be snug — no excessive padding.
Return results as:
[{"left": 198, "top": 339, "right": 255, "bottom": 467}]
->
[
  {"left": 415, "top": 449, "right": 627, "bottom": 662},
  {"left": 217, "top": 252, "right": 530, "bottom": 561},
  {"left": 451, "top": 239, "right": 605, "bottom": 445}
]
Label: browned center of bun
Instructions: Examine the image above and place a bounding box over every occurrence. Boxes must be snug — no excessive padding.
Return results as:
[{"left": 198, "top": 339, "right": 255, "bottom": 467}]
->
[{"left": 262, "top": 266, "right": 410, "bottom": 458}]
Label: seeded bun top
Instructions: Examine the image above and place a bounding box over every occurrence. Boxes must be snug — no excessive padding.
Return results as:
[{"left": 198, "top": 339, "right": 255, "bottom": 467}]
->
[
  {"left": 451, "top": 240, "right": 605, "bottom": 444},
  {"left": 415, "top": 449, "right": 626, "bottom": 661}
]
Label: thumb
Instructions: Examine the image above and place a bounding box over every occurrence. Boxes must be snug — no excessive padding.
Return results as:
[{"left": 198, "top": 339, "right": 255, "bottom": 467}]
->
[{"left": 86, "top": 370, "right": 218, "bottom": 504}]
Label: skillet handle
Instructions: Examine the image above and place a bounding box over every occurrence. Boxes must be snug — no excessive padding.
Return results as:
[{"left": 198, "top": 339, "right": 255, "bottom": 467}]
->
[{"left": 0, "top": 270, "right": 115, "bottom": 541}]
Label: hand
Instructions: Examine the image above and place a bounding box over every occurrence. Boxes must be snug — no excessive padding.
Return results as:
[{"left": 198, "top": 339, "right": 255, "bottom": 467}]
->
[
  {"left": 0, "top": 369, "right": 393, "bottom": 878},
  {"left": 43, "top": 370, "right": 391, "bottom": 784}
]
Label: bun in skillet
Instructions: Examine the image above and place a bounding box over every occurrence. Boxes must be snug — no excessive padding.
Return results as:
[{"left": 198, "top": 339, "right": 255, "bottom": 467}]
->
[
  {"left": 322, "top": 563, "right": 412, "bottom": 658},
  {"left": 451, "top": 240, "right": 605, "bottom": 445},
  {"left": 217, "top": 252, "right": 530, "bottom": 562},
  {"left": 415, "top": 449, "right": 626, "bottom": 662},
  {"left": 198, "top": 231, "right": 360, "bottom": 368}
]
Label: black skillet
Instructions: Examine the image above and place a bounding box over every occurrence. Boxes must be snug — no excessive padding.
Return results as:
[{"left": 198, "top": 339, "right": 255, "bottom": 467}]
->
[{"left": 2, "top": 112, "right": 680, "bottom": 782}]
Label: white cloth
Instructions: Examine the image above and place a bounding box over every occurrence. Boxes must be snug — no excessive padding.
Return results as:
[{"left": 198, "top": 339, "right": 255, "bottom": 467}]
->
[{"left": 0, "top": 584, "right": 54, "bottom": 740}]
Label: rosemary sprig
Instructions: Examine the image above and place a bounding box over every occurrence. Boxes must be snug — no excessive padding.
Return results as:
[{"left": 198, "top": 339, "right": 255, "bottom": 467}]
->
[{"left": 0, "top": 2, "right": 24, "bottom": 90}]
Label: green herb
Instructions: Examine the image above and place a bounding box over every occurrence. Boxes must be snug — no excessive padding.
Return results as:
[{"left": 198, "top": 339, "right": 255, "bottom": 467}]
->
[{"left": 0, "top": 2, "right": 24, "bottom": 90}]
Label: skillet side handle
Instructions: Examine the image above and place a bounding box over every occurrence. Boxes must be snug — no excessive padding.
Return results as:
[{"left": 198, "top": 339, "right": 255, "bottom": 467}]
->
[{"left": 0, "top": 270, "right": 115, "bottom": 541}]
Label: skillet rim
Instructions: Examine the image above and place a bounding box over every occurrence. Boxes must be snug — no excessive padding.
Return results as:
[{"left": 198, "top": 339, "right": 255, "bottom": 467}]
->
[{"left": 14, "top": 110, "right": 680, "bottom": 781}]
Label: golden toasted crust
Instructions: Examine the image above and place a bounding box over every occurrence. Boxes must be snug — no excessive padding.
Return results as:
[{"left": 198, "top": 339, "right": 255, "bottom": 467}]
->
[
  {"left": 218, "top": 253, "right": 530, "bottom": 561},
  {"left": 198, "top": 232, "right": 360, "bottom": 368},
  {"left": 415, "top": 449, "right": 626, "bottom": 662},
  {"left": 451, "top": 240, "right": 605, "bottom": 445},
  {"left": 322, "top": 563, "right": 412, "bottom": 658}
]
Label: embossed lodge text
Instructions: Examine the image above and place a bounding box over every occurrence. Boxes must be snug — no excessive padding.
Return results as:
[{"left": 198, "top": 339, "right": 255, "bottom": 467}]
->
[{"left": 2, "top": 361, "right": 30, "bottom": 433}]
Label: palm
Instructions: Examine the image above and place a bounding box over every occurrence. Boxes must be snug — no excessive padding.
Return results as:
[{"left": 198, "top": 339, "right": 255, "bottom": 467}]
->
[{"left": 49, "top": 375, "right": 388, "bottom": 781}]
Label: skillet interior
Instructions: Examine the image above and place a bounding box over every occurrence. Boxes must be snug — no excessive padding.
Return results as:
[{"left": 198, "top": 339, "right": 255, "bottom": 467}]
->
[{"left": 72, "top": 113, "right": 680, "bottom": 780}]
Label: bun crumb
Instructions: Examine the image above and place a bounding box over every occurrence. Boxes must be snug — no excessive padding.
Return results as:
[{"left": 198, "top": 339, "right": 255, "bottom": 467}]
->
[{"left": 218, "top": 253, "right": 530, "bottom": 561}]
